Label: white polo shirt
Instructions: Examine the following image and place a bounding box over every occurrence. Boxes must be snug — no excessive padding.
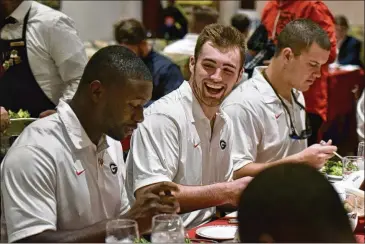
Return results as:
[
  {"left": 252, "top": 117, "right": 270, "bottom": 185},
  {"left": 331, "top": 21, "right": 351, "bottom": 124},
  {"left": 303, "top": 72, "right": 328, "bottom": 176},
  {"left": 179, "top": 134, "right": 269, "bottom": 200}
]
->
[
  {"left": 125, "top": 81, "right": 233, "bottom": 229},
  {"left": 222, "top": 67, "right": 307, "bottom": 171},
  {"left": 1, "top": 100, "right": 129, "bottom": 242}
]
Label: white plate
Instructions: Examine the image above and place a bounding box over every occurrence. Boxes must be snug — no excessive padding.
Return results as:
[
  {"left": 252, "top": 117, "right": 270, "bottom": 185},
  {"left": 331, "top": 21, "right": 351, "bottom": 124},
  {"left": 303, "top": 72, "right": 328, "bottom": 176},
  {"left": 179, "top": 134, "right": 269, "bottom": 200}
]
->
[
  {"left": 225, "top": 211, "right": 237, "bottom": 218},
  {"left": 326, "top": 174, "right": 343, "bottom": 181},
  {"left": 196, "top": 225, "right": 237, "bottom": 240}
]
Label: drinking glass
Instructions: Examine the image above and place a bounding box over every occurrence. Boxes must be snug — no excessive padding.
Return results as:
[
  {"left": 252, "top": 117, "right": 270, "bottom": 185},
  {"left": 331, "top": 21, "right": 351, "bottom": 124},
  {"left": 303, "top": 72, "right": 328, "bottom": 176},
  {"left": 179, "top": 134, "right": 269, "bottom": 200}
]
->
[
  {"left": 151, "top": 214, "right": 185, "bottom": 243},
  {"left": 358, "top": 141, "right": 365, "bottom": 157},
  {"left": 357, "top": 142, "right": 364, "bottom": 170},
  {"left": 105, "top": 219, "right": 139, "bottom": 243},
  {"left": 342, "top": 156, "right": 361, "bottom": 180},
  {"left": 339, "top": 193, "right": 358, "bottom": 231}
]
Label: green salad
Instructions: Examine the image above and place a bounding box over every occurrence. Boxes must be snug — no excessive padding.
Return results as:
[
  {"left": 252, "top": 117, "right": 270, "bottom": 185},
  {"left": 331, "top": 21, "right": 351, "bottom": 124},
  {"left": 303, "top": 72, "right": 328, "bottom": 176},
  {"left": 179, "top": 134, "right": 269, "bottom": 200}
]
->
[
  {"left": 322, "top": 159, "right": 359, "bottom": 176},
  {"left": 8, "top": 109, "right": 30, "bottom": 119},
  {"left": 322, "top": 160, "right": 343, "bottom": 176}
]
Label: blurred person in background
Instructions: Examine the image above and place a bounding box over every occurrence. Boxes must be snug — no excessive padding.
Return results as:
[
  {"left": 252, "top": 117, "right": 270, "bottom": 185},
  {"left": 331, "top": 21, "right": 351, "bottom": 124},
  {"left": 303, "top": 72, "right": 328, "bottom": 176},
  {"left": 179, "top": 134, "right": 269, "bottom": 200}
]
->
[
  {"left": 231, "top": 13, "right": 251, "bottom": 38},
  {"left": 334, "top": 15, "right": 363, "bottom": 67},
  {"left": 0, "top": 0, "right": 87, "bottom": 124},
  {"left": 259, "top": 0, "right": 337, "bottom": 146},
  {"left": 114, "top": 18, "right": 184, "bottom": 107},
  {"left": 163, "top": 5, "right": 219, "bottom": 56},
  {"left": 238, "top": 163, "right": 355, "bottom": 243},
  {"left": 231, "top": 13, "right": 252, "bottom": 84},
  {"left": 160, "top": 0, "right": 188, "bottom": 41}
]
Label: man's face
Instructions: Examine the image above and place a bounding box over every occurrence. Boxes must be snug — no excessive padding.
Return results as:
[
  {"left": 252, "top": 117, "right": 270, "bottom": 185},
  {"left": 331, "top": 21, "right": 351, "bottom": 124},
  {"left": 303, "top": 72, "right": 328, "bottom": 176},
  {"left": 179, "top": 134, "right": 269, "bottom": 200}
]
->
[
  {"left": 94, "top": 79, "right": 152, "bottom": 141},
  {"left": 189, "top": 41, "right": 243, "bottom": 107},
  {"left": 284, "top": 43, "right": 330, "bottom": 92}
]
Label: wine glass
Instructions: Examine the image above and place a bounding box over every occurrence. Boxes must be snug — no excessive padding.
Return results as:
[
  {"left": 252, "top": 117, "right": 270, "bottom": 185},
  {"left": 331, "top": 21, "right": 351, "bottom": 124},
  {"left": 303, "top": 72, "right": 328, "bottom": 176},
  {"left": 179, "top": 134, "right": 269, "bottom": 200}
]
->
[
  {"left": 340, "top": 193, "right": 358, "bottom": 231},
  {"left": 357, "top": 142, "right": 364, "bottom": 170},
  {"left": 342, "top": 156, "right": 361, "bottom": 180},
  {"left": 151, "top": 214, "right": 185, "bottom": 243},
  {"left": 105, "top": 219, "right": 139, "bottom": 243}
]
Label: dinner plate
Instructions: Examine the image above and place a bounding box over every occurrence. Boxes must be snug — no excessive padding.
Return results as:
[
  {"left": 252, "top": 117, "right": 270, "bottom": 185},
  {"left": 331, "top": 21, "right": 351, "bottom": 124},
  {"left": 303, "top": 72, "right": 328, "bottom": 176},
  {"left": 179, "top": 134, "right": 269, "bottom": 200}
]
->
[
  {"left": 196, "top": 225, "right": 238, "bottom": 240},
  {"left": 225, "top": 211, "right": 238, "bottom": 218},
  {"left": 326, "top": 174, "right": 343, "bottom": 181}
]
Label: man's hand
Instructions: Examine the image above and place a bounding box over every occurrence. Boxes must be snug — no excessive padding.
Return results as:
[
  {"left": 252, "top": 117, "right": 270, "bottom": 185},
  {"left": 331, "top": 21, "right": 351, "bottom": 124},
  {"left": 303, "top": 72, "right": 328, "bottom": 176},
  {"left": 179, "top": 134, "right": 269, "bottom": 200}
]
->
[
  {"left": 0, "top": 106, "right": 10, "bottom": 133},
  {"left": 126, "top": 181, "right": 180, "bottom": 234},
  {"left": 227, "top": 177, "right": 253, "bottom": 207},
  {"left": 39, "top": 110, "right": 56, "bottom": 118},
  {"left": 296, "top": 140, "right": 337, "bottom": 169}
]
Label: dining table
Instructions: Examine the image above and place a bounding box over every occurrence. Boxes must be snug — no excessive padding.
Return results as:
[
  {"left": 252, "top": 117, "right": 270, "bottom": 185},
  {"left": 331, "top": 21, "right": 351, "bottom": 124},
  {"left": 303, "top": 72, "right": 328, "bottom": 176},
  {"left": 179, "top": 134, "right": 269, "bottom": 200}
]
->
[{"left": 186, "top": 212, "right": 365, "bottom": 243}]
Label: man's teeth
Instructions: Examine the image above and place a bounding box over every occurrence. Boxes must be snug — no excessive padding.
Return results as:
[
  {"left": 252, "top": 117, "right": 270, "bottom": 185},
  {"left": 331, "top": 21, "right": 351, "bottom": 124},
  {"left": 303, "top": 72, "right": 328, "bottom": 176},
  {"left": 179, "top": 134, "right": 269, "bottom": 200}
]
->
[{"left": 206, "top": 83, "right": 223, "bottom": 89}]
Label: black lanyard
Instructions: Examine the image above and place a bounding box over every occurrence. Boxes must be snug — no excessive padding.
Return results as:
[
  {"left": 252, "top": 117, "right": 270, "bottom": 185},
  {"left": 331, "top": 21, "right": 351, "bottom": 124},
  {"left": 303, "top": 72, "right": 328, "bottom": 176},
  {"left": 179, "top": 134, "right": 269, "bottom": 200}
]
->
[{"left": 262, "top": 69, "right": 312, "bottom": 140}]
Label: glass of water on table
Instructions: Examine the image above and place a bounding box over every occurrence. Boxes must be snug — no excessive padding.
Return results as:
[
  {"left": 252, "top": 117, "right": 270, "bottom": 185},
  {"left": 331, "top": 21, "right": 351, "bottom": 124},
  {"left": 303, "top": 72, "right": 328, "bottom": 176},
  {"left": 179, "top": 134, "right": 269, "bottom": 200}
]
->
[
  {"left": 342, "top": 156, "right": 362, "bottom": 180},
  {"left": 105, "top": 219, "right": 139, "bottom": 243},
  {"left": 151, "top": 214, "right": 185, "bottom": 243}
]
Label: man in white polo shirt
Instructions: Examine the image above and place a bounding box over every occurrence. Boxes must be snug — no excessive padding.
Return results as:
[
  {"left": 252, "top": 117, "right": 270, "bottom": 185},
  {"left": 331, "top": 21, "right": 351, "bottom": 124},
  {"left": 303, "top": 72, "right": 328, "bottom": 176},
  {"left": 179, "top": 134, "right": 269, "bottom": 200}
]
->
[
  {"left": 1, "top": 46, "right": 179, "bottom": 243},
  {"left": 126, "top": 24, "right": 252, "bottom": 229},
  {"left": 222, "top": 19, "right": 338, "bottom": 179}
]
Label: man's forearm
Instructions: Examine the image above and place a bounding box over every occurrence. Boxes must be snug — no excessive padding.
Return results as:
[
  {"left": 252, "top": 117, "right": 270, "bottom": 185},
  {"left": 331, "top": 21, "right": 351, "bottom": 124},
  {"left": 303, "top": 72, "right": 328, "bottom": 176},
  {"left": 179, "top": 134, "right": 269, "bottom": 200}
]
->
[
  {"left": 176, "top": 182, "right": 232, "bottom": 214},
  {"left": 233, "top": 154, "right": 300, "bottom": 179},
  {"left": 16, "top": 219, "right": 110, "bottom": 243}
]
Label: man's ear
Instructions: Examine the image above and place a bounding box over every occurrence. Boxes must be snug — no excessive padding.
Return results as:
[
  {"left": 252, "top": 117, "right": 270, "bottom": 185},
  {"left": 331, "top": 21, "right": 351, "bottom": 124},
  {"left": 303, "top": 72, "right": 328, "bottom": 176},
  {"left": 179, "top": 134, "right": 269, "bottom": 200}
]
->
[
  {"left": 282, "top": 47, "right": 294, "bottom": 65},
  {"left": 89, "top": 80, "right": 105, "bottom": 103},
  {"left": 189, "top": 56, "right": 196, "bottom": 75},
  {"left": 237, "top": 68, "right": 245, "bottom": 84}
]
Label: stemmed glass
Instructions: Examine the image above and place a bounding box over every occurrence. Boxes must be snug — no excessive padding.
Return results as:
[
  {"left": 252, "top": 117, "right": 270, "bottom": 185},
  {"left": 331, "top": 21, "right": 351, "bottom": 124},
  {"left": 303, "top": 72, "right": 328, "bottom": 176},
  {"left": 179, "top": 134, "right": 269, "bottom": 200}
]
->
[
  {"left": 342, "top": 156, "right": 361, "bottom": 180},
  {"left": 151, "top": 214, "right": 185, "bottom": 243},
  {"left": 357, "top": 141, "right": 364, "bottom": 170},
  {"left": 105, "top": 219, "right": 139, "bottom": 243}
]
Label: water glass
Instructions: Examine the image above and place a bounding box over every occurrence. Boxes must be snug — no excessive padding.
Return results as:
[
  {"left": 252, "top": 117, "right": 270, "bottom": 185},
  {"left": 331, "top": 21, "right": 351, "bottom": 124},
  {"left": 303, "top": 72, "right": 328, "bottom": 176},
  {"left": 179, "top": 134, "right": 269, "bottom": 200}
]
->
[
  {"left": 105, "top": 219, "right": 139, "bottom": 243},
  {"left": 151, "top": 214, "right": 185, "bottom": 243},
  {"left": 339, "top": 193, "right": 358, "bottom": 231},
  {"left": 358, "top": 142, "right": 365, "bottom": 170},
  {"left": 342, "top": 156, "right": 361, "bottom": 180}
]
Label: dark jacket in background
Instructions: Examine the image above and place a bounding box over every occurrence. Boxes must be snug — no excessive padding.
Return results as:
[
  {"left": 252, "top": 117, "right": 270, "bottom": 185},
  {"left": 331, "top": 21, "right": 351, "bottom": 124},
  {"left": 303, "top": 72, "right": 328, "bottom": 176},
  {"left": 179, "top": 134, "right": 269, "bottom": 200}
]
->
[
  {"left": 338, "top": 35, "right": 363, "bottom": 67},
  {"left": 142, "top": 50, "right": 184, "bottom": 107}
]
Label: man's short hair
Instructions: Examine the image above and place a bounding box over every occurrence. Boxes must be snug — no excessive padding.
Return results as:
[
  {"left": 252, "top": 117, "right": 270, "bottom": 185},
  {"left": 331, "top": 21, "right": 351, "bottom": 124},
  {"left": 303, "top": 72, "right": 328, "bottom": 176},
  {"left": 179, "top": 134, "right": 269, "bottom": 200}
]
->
[
  {"left": 238, "top": 163, "right": 355, "bottom": 243},
  {"left": 334, "top": 15, "right": 349, "bottom": 30},
  {"left": 194, "top": 23, "right": 246, "bottom": 67},
  {"left": 114, "top": 18, "right": 147, "bottom": 45},
  {"left": 80, "top": 45, "right": 152, "bottom": 87},
  {"left": 191, "top": 6, "right": 219, "bottom": 33},
  {"left": 231, "top": 13, "right": 251, "bottom": 35},
  {"left": 275, "top": 18, "right": 331, "bottom": 57}
]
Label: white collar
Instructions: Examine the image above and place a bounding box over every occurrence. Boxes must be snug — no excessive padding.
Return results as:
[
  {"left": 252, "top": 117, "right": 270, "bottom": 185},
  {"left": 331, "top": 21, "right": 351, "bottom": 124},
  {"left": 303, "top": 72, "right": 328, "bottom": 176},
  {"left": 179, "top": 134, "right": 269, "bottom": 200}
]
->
[
  {"left": 10, "top": 0, "right": 32, "bottom": 23},
  {"left": 57, "top": 100, "right": 109, "bottom": 151},
  {"left": 179, "top": 81, "right": 227, "bottom": 124},
  {"left": 251, "top": 66, "right": 300, "bottom": 104}
]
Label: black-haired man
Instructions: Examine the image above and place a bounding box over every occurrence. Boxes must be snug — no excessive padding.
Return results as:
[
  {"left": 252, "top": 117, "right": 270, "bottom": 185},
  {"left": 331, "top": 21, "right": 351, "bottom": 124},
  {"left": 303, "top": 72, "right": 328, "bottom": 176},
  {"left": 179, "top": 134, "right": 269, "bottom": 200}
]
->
[{"left": 1, "top": 46, "right": 179, "bottom": 243}]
